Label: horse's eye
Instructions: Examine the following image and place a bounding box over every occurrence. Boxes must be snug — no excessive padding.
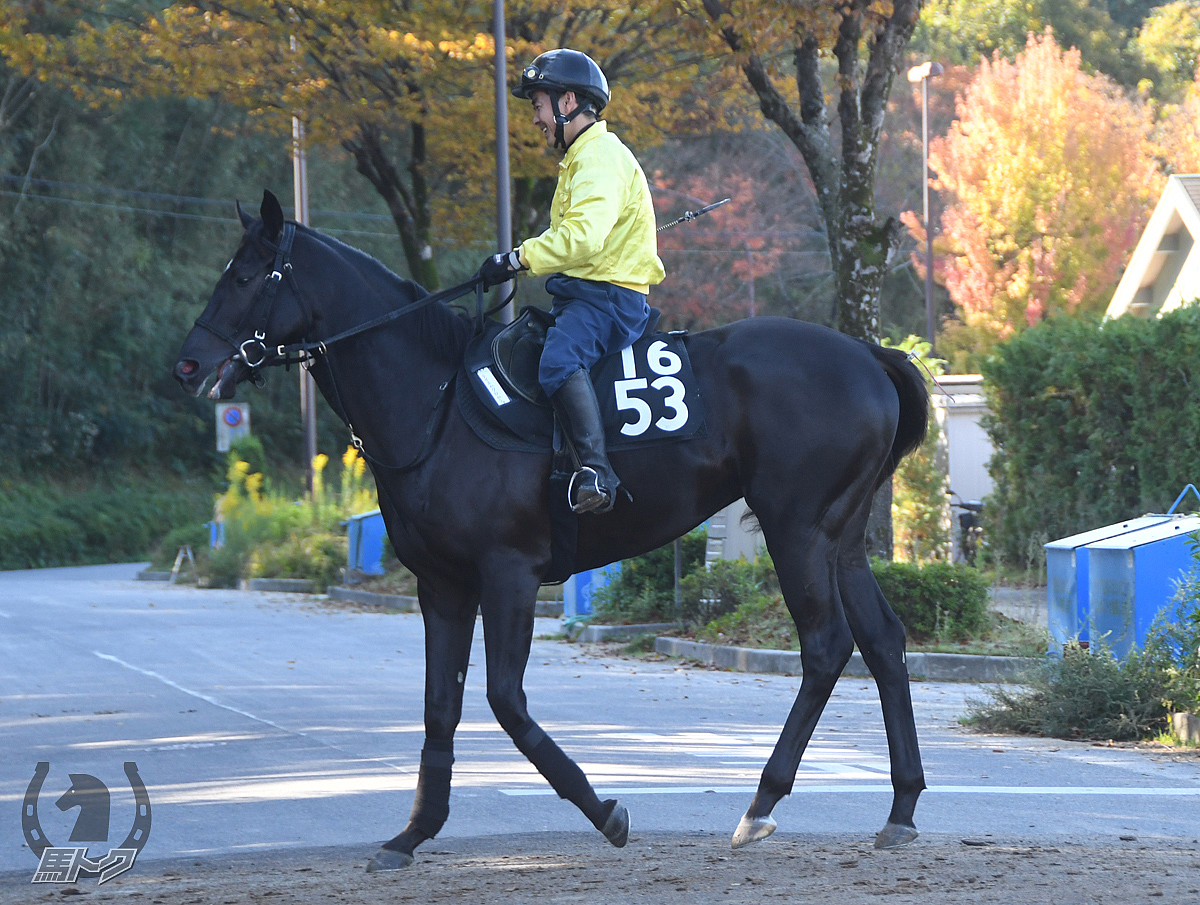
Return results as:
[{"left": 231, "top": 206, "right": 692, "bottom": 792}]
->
[{"left": 236, "top": 276, "right": 253, "bottom": 287}]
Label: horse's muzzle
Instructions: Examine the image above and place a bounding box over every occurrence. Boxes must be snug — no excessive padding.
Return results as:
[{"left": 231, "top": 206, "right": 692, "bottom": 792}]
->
[{"left": 174, "top": 356, "right": 241, "bottom": 399}]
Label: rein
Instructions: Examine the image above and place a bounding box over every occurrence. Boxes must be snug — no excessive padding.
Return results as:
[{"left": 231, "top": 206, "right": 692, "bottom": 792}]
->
[{"left": 195, "top": 222, "right": 516, "bottom": 471}]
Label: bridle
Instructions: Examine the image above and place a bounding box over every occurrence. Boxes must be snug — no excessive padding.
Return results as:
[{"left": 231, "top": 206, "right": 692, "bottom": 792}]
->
[
  {"left": 193, "top": 222, "right": 501, "bottom": 374},
  {"left": 190, "top": 220, "right": 511, "bottom": 469},
  {"left": 193, "top": 222, "right": 305, "bottom": 370}
]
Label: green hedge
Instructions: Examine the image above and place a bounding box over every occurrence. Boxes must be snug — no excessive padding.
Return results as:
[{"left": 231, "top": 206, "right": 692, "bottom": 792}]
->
[
  {"left": 871, "top": 561, "right": 990, "bottom": 641},
  {"left": 983, "top": 307, "right": 1200, "bottom": 568},
  {"left": 0, "top": 474, "right": 213, "bottom": 570}
]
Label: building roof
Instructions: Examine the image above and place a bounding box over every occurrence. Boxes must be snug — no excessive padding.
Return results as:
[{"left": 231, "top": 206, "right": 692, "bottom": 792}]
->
[{"left": 1106, "top": 174, "right": 1200, "bottom": 319}]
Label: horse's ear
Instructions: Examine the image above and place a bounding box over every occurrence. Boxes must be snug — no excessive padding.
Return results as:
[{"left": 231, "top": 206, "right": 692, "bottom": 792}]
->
[
  {"left": 236, "top": 200, "right": 254, "bottom": 230},
  {"left": 260, "top": 190, "right": 284, "bottom": 242}
]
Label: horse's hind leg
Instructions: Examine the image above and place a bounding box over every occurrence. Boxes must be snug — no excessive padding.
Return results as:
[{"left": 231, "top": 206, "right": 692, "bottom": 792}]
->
[
  {"left": 479, "top": 554, "right": 629, "bottom": 847},
  {"left": 732, "top": 524, "right": 855, "bottom": 849},
  {"left": 837, "top": 514, "right": 926, "bottom": 849}
]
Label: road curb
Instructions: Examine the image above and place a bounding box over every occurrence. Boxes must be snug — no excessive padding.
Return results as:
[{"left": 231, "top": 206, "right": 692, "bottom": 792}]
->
[
  {"left": 327, "top": 587, "right": 564, "bottom": 616},
  {"left": 654, "top": 637, "right": 1041, "bottom": 682},
  {"left": 240, "top": 578, "right": 316, "bottom": 593},
  {"left": 328, "top": 586, "right": 419, "bottom": 611},
  {"left": 579, "top": 622, "right": 677, "bottom": 642}
]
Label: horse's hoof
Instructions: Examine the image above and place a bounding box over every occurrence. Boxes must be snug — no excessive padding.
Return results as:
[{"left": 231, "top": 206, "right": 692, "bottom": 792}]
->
[
  {"left": 366, "top": 848, "right": 415, "bottom": 872},
  {"left": 731, "top": 813, "right": 776, "bottom": 849},
  {"left": 874, "top": 822, "right": 919, "bottom": 850},
  {"left": 601, "top": 800, "right": 630, "bottom": 848}
]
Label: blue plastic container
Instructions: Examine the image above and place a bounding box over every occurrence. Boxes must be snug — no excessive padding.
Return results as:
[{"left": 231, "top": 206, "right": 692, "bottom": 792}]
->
[
  {"left": 1085, "top": 515, "right": 1200, "bottom": 657},
  {"left": 346, "top": 509, "right": 387, "bottom": 576},
  {"left": 1044, "top": 516, "right": 1171, "bottom": 649}
]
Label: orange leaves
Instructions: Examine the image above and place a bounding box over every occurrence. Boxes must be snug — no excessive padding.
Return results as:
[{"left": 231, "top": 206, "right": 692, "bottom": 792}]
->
[{"left": 927, "top": 31, "right": 1161, "bottom": 343}]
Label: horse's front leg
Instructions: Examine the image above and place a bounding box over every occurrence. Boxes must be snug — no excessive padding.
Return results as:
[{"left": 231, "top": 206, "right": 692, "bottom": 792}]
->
[
  {"left": 479, "top": 554, "right": 630, "bottom": 848},
  {"left": 367, "top": 582, "right": 477, "bottom": 872}
]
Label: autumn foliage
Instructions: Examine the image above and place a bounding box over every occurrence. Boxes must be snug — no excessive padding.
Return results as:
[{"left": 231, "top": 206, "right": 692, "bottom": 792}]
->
[{"left": 922, "top": 31, "right": 1161, "bottom": 347}]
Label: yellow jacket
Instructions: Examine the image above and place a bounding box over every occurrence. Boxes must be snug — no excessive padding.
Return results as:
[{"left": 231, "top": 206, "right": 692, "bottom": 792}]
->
[{"left": 519, "top": 122, "right": 665, "bottom": 294}]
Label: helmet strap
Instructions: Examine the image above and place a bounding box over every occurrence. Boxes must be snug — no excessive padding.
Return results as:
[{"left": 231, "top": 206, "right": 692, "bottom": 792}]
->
[{"left": 549, "top": 92, "right": 593, "bottom": 151}]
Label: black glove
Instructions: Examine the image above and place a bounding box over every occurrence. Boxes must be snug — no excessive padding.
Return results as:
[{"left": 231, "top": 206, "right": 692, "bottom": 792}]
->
[{"left": 479, "top": 249, "right": 525, "bottom": 289}]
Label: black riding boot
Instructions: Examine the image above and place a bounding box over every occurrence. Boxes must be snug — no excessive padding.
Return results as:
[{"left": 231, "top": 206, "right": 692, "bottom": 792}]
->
[{"left": 551, "top": 369, "right": 620, "bottom": 514}]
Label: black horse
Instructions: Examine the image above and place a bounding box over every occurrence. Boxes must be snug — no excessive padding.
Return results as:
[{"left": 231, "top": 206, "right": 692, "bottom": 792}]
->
[{"left": 174, "top": 191, "right": 929, "bottom": 870}]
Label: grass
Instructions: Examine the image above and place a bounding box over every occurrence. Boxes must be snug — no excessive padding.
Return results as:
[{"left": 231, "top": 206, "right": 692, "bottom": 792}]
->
[
  {"left": 906, "top": 611, "right": 1049, "bottom": 657},
  {"left": 352, "top": 562, "right": 419, "bottom": 597}
]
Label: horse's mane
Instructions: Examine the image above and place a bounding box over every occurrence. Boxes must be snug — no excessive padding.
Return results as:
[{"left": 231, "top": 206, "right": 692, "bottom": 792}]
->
[{"left": 300, "top": 225, "right": 474, "bottom": 363}]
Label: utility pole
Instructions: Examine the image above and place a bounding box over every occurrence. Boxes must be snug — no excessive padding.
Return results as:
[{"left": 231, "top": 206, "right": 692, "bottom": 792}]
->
[
  {"left": 493, "top": 0, "right": 514, "bottom": 323},
  {"left": 293, "top": 112, "right": 318, "bottom": 492}
]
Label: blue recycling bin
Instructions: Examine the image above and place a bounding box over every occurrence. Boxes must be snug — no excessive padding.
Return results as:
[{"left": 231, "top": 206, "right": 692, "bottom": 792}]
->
[
  {"left": 1044, "top": 516, "right": 1171, "bottom": 649},
  {"left": 562, "top": 563, "right": 622, "bottom": 618},
  {"left": 346, "top": 509, "right": 387, "bottom": 576},
  {"left": 1085, "top": 515, "right": 1200, "bottom": 657}
]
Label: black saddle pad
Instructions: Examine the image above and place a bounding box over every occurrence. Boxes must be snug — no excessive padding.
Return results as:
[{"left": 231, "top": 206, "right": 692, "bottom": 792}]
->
[{"left": 459, "top": 314, "right": 706, "bottom": 453}]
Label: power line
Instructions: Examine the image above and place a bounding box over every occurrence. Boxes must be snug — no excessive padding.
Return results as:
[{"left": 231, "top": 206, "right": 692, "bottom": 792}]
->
[
  {"left": 0, "top": 188, "right": 404, "bottom": 239},
  {"left": 0, "top": 173, "right": 396, "bottom": 222}
]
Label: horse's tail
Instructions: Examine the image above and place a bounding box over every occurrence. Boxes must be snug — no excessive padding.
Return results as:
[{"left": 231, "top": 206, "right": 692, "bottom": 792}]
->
[{"left": 866, "top": 343, "right": 930, "bottom": 478}]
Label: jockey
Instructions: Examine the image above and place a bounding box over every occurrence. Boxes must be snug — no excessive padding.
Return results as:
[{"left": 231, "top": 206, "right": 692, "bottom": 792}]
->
[{"left": 479, "top": 48, "right": 665, "bottom": 514}]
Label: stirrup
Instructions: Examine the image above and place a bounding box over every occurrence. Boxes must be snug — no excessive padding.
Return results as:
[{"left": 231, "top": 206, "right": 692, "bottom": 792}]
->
[{"left": 567, "top": 467, "right": 615, "bottom": 514}]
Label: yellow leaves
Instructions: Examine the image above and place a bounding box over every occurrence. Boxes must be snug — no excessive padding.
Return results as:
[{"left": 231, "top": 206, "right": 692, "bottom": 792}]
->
[{"left": 438, "top": 32, "right": 494, "bottom": 61}]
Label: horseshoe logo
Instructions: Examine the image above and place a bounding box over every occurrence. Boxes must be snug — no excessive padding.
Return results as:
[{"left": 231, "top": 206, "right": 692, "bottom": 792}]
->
[{"left": 23, "top": 762, "right": 152, "bottom": 877}]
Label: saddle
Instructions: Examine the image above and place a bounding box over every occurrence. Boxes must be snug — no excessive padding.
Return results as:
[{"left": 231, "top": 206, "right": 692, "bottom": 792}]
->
[
  {"left": 457, "top": 306, "right": 703, "bottom": 585},
  {"left": 490, "top": 305, "right": 661, "bottom": 407},
  {"left": 459, "top": 305, "right": 701, "bottom": 455}
]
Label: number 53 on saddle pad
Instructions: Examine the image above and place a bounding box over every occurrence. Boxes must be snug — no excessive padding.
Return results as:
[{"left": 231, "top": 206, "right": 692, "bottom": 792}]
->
[{"left": 459, "top": 307, "right": 707, "bottom": 453}]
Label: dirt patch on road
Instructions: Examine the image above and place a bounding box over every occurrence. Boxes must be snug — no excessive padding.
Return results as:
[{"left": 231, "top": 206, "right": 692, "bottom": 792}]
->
[{"left": 7, "top": 832, "right": 1198, "bottom": 904}]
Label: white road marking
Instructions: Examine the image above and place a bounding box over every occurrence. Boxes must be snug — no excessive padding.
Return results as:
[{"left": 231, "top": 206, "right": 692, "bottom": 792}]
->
[
  {"left": 92, "top": 651, "right": 410, "bottom": 773},
  {"left": 501, "top": 785, "right": 1200, "bottom": 797}
]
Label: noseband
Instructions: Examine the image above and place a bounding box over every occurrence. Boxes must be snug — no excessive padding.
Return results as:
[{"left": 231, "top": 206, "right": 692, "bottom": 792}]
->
[{"left": 193, "top": 222, "right": 302, "bottom": 370}]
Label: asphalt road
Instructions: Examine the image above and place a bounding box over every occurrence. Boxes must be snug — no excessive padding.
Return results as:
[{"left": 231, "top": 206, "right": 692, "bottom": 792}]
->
[{"left": 3, "top": 564, "right": 1199, "bottom": 887}]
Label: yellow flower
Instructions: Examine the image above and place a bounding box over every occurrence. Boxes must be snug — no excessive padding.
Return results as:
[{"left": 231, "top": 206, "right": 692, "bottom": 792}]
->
[
  {"left": 342, "top": 445, "right": 358, "bottom": 470},
  {"left": 313, "top": 453, "right": 329, "bottom": 474}
]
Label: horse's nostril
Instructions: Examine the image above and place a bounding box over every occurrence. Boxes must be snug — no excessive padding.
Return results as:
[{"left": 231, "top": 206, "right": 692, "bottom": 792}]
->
[{"left": 179, "top": 360, "right": 198, "bottom": 375}]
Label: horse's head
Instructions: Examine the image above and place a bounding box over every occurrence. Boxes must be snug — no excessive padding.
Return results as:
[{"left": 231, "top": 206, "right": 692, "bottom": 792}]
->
[{"left": 174, "top": 189, "right": 309, "bottom": 399}]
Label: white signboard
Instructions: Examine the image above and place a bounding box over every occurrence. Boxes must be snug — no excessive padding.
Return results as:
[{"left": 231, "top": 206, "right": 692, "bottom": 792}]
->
[{"left": 215, "top": 402, "right": 251, "bottom": 452}]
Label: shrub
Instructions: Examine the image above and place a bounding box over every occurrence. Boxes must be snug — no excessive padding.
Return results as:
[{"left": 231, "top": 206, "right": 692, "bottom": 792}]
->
[
  {"left": 196, "top": 446, "right": 377, "bottom": 589},
  {"left": 0, "top": 473, "right": 211, "bottom": 569},
  {"left": 965, "top": 639, "right": 1170, "bottom": 740},
  {"left": 1149, "top": 542, "right": 1200, "bottom": 717},
  {"left": 886, "top": 337, "right": 951, "bottom": 564},
  {"left": 588, "top": 529, "right": 707, "bottom": 624},
  {"left": 150, "top": 523, "right": 214, "bottom": 571},
  {"left": 248, "top": 531, "right": 347, "bottom": 591},
  {"left": 679, "top": 554, "right": 778, "bottom": 627},
  {"left": 697, "top": 593, "right": 794, "bottom": 649},
  {"left": 871, "top": 560, "right": 990, "bottom": 642}
]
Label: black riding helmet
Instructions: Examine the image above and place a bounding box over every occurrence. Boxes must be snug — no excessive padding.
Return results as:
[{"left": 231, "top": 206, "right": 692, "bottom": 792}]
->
[{"left": 513, "top": 49, "right": 610, "bottom": 150}]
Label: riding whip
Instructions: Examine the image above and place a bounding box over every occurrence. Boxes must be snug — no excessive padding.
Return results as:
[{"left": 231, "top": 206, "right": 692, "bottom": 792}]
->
[{"left": 656, "top": 197, "right": 731, "bottom": 232}]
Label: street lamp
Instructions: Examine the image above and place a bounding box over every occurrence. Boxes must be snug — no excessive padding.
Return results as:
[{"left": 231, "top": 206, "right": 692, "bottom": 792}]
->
[
  {"left": 493, "top": 0, "right": 514, "bottom": 324},
  {"left": 907, "top": 60, "right": 943, "bottom": 354}
]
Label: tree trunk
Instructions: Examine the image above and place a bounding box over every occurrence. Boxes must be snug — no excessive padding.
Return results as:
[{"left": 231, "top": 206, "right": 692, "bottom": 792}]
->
[
  {"left": 702, "top": 0, "right": 923, "bottom": 559},
  {"left": 343, "top": 122, "right": 439, "bottom": 288}
]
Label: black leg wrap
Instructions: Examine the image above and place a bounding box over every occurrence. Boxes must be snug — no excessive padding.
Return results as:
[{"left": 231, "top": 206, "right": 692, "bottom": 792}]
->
[
  {"left": 408, "top": 741, "right": 454, "bottom": 839},
  {"left": 513, "top": 720, "right": 604, "bottom": 826}
]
